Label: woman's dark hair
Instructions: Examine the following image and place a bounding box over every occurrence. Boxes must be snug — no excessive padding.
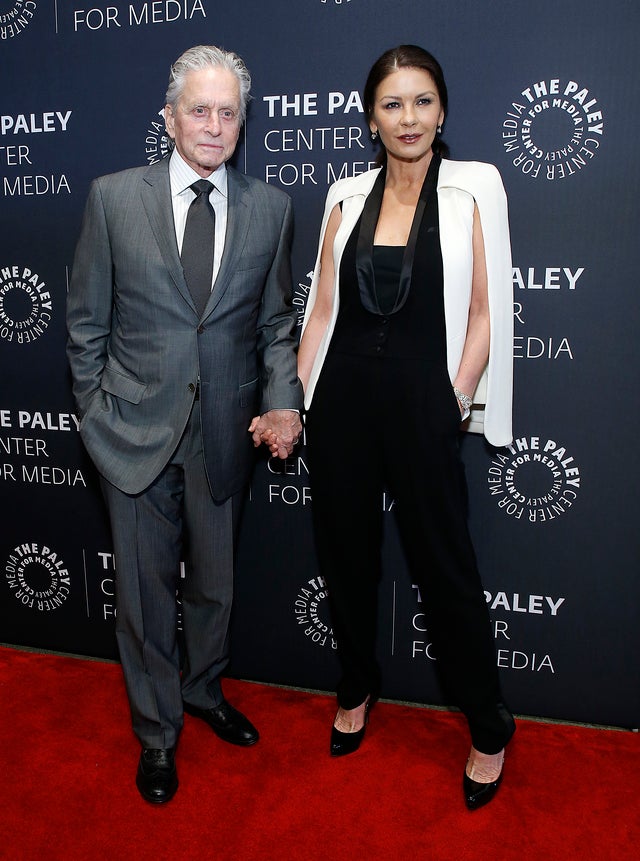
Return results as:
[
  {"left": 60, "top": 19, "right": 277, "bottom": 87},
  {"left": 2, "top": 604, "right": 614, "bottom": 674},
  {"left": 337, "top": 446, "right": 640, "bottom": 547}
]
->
[{"left": 363, "top": 45, "right": 450, "bottom": 161}]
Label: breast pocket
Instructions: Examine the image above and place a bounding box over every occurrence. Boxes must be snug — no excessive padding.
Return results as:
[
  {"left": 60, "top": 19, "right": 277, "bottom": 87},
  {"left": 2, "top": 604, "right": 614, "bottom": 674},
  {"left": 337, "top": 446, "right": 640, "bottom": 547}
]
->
[{"left": 235, "top": 252, "right": 273, "bottom": 273}]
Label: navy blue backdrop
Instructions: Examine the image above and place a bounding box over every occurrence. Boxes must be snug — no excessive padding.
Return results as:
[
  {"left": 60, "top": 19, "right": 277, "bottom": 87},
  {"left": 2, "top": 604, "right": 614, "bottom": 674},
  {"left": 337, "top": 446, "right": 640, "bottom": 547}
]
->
[{"left": 1, "top": 0, "right": 638, "bottom": 729}]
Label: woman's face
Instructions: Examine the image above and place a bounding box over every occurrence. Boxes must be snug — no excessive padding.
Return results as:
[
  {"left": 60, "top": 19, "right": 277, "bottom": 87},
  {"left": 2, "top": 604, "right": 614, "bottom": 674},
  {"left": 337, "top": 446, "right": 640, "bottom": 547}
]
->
[{"left": 370, "top": 67, "right": 445, "bottom": 164}]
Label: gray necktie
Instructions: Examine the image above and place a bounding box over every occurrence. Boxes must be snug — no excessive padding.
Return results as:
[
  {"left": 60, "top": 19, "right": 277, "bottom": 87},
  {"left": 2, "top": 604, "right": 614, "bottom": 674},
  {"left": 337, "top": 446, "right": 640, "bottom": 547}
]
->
[{"left": 181, "top": 179, "right": 215, "bottom": 317}]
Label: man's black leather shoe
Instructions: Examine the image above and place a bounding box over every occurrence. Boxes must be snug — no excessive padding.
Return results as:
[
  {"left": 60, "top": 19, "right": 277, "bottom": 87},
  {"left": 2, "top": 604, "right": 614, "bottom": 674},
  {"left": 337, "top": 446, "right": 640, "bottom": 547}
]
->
[
  {"left": 136, "top": 747, "right": 178, "bottom": 804},
  {"left": 183, "top": 699, "right": 259, "bottom": 746}
]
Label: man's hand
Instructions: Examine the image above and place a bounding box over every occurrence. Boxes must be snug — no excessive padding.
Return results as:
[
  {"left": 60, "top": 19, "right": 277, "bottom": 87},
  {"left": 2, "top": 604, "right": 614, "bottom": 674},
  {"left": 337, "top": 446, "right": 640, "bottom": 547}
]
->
[{"left": 248, "top": 410, "right": 302, "bottom": 459}]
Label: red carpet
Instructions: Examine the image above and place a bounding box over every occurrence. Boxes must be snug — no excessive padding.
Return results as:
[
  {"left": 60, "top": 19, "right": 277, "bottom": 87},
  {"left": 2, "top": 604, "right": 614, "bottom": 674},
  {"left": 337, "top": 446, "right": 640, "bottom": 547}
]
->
[{"left": 0, "top": 646, "right": 637, "bottom": 861}]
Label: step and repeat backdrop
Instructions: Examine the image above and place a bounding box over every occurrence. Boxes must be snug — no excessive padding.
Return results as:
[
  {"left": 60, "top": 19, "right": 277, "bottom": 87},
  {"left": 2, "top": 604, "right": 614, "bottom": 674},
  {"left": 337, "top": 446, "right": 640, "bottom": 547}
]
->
[{"left": 1, "top": 1, "right": 638, "bottom": 728}]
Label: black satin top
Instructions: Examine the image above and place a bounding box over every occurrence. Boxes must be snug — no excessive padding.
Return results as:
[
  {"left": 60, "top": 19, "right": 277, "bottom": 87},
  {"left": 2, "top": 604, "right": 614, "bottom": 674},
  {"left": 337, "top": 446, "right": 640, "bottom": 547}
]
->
[
  {"left": 328, "top": 156, "right": 448, "bottom": 363},
  {"left": 371, "top": 245, "right": 404, "bottom": 314}
]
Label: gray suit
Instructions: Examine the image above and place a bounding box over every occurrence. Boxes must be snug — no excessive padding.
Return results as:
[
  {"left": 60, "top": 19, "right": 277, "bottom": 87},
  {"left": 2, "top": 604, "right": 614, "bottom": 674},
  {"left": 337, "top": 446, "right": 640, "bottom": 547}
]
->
[
  {"left": 68, "top": 156, "right": 301, "bottom": 498},
  {"left": 67, "top": 156, "right": 302, "bottom": 746}
]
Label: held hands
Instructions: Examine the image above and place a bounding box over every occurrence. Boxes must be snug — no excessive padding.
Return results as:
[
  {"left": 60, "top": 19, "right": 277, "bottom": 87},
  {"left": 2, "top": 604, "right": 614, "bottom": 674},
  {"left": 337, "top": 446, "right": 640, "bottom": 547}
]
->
[{"left": 248, "top": 410, "right": 302, "bottom": 460}]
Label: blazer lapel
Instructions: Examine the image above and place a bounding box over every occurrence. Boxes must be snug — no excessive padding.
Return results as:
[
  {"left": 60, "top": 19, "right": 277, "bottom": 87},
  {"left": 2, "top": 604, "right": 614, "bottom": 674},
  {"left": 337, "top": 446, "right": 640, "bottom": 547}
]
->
[
  {"left": 140, "top": 158, "right": 196, "bottom": 312},
  {"left": 203, "top": 166, "right": 253, "bottom": 318}
]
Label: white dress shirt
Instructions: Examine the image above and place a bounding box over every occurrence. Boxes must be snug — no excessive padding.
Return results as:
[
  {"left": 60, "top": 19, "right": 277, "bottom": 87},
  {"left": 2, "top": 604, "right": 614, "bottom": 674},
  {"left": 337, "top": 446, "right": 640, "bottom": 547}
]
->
[{"left": 169, "top": 149, "right": 228, "bottom": 289}]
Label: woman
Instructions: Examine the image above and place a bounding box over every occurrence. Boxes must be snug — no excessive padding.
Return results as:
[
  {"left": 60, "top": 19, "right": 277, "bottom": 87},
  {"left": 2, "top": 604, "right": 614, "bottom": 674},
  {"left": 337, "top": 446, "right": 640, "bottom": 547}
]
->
[{"left": 297, "top": 45, "right": 515, "bottom": 810}]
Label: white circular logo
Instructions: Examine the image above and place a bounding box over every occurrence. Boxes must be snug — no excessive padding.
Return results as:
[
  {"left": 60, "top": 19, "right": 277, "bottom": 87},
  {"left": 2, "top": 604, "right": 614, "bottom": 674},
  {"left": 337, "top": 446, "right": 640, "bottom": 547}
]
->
[
  {"left": 502, "top": 78, "right": 604, "bottom": 180},
  {"left": 5, "top": 542, "right": 71, "bottom": 611},
  {"left": 143, "top": 109, "right": 171, "bottom": 165},
  {"left": 0, "top": 1, "right": 37, "bottom": 40},
  {"left": 488, "top": 436, "right": 580, "bottom": 523},
  {"left": 0, "top": 264, "right": 52, "bottom": 345},
  {"left": 293, "top": 576, "right": 336, "bottom": 649}
]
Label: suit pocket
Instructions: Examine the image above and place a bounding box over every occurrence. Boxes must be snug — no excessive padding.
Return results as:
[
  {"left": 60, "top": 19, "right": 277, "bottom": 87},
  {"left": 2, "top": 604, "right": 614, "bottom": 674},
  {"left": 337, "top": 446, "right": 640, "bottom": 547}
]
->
[
  {"left": 239, "top": 377, "right": 258, "bottom": 408},
  {"left": 100, "top": 363, "right": 147, "bottom": 404},
  {"left": 235, "top": 252, "right": 272, "bottom": 272}
]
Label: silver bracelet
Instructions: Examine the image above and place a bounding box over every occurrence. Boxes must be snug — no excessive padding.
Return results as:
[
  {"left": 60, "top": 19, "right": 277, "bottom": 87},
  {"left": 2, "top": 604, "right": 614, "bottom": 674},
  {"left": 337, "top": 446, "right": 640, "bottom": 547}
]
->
[{"left": 453, "top": 386, "right": 473, "bottom": 412}]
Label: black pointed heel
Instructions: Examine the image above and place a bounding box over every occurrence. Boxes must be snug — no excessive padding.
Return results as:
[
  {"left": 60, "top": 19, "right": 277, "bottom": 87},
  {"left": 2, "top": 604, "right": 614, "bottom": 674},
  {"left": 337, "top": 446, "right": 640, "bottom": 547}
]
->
[
  {"left": 463, "top": 770, "right": 503, "bottom": 810},
  {"left": 463, "top": 750, "right": 505, "bottom": 810},
  {"left": 330, "top": 699, "right": 370, "bottom": 757}
]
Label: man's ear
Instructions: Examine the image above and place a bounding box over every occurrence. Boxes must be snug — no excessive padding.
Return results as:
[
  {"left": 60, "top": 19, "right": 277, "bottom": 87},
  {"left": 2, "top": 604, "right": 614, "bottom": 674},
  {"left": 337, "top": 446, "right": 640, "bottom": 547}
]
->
[{"left": 164, "top": 105, "right": 174, "bottom": 139}]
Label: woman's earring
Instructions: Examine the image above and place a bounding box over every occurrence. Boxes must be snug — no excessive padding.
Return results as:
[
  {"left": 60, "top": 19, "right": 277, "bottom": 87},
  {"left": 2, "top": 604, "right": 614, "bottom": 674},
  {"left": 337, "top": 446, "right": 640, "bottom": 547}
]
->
[
  {"left": 371, "top": 130, "right": 378, "bottom": 141},
  {"left": 437, "top": 125, "right": 442, "bottom": 134}
]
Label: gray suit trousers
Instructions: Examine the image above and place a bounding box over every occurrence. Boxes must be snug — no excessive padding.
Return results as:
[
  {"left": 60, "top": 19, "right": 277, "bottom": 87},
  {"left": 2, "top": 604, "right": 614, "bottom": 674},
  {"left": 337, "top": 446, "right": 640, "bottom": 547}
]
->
[{"left": 101, "top": 401, "right": 239, "bottom": 748}]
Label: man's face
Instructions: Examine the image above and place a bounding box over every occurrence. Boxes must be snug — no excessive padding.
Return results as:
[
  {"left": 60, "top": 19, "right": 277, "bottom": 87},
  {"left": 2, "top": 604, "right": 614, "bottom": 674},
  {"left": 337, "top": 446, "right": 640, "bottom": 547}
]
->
[{"left": 165, "top": 66, "right": 242, "bottom": 177}]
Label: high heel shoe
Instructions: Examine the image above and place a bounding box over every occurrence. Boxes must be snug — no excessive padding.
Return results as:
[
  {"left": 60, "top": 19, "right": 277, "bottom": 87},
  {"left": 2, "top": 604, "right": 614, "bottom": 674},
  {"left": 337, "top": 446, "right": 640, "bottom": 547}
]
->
[
  {"left": 463, "top": 748, "right": 505, "bottom": 810},
  {"left": 330, "top": 699, "right": 370, "bottom": 757}
]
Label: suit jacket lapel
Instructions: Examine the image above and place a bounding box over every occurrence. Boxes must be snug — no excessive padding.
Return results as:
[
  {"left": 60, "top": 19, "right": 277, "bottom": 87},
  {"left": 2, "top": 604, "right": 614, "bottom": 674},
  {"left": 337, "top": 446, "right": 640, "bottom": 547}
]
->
[
  {"left": 203, "top": 166, "right": 252, "bottom": 318},
  {"left": 140, "top": 158, "right": 196, "bottom": 312}
]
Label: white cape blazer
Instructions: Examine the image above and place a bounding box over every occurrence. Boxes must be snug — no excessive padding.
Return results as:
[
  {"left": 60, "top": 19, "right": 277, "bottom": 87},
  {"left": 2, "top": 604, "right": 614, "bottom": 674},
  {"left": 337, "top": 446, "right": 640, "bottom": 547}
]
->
[{"left": 301, "top": 159, "right": 514, "bottom": 447}]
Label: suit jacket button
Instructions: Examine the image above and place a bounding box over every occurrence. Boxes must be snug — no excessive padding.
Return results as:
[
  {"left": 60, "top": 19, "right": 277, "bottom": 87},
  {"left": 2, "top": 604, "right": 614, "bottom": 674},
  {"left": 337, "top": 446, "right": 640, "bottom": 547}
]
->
[
  {"left": 197, "top": 325, "right": 205, "bottom": 334},
  {"left": 188, "top": 383, "right": 196, "bottom": 393}
]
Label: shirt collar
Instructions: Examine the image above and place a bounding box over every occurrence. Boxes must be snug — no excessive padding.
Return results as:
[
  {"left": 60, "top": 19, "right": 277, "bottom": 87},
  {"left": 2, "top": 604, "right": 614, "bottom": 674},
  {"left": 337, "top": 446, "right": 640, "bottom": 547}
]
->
[{"left": 169, "top": 149, "right": 228, "bottom": 198}]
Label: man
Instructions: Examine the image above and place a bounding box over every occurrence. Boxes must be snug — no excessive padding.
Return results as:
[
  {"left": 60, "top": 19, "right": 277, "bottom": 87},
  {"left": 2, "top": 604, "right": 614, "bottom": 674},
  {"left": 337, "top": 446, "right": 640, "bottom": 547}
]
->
[{"left": 67, "top": 45, "right": 302, "bottom": 804}]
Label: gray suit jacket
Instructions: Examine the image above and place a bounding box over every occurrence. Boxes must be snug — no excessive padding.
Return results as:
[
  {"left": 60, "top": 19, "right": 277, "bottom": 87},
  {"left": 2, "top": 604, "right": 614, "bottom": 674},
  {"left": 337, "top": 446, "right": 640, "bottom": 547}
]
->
[{"left": 67, "top": 157, "right": 302, "bottom": 499}]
